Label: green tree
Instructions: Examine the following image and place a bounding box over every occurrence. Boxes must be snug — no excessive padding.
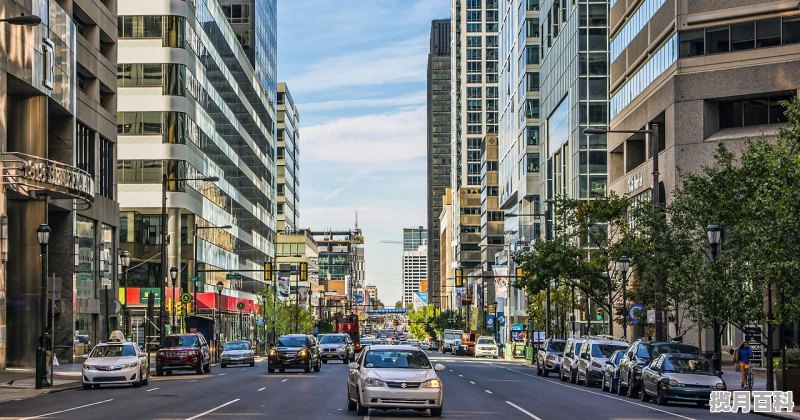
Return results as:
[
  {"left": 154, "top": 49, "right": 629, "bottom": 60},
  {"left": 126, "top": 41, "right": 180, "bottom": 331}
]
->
[{"left": 394, "top": 301, "right": 403, "bottom": 309}]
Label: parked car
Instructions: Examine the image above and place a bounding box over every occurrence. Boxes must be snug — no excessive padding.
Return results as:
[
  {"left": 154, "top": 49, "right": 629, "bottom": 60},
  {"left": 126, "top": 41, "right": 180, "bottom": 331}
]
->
[
  {"left": 559, "top": 337, "right": 584, "bottom": 383},
  {"left": 640, "top": 353, "right": 725, "bottom": 407},
  {"left": 576, "top": 338, "right": 629, "bottom": 387},
  {"left": 473, "top": 337, "right": 499, "bottom": 359},
  {"left": 601, "top": 349, "right": 626, "bottom": 393},
  {"left": 220, "top": 340, "right": 255, "bottom": 368},
  {"left": 346, "top": 345, "right": 445, "bottom": 416},
  {"left": 536, "top": 338, "right": 566, "bottom": 377},
  {"left": 618, "top": 340, "right": 700, "bottom": 397},
  {"left": 454, "top": 340, "right": 467, "bottom": 356},
  {"left": 81, "top": 331, "right": 149, "bottom": 389},
  {"left": 319, "top": 333, "right": 355, "bottom": 364},
  {"left": 267, "top": 334, "right": 322, "bottom": 373},
  {"left": 428, "top": 341, "right": 439, "bottom": 351},
  {"left": 155, "top": 333, "right": 211, "bottom": 376}
]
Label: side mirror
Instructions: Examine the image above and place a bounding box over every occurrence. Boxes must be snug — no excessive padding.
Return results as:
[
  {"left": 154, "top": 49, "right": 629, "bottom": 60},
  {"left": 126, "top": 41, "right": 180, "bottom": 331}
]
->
[
  {"left": 348, "top": 362, "right": 359, "bottom": 370},
  {"left": 434, "top": 364, "right": 446, "bottom": 371},
  {"left": 81, "top": 354, "right": 89, "bottom": 360},
  {"left": 605, "top": 360, "right": 613, "bottom": 365}
]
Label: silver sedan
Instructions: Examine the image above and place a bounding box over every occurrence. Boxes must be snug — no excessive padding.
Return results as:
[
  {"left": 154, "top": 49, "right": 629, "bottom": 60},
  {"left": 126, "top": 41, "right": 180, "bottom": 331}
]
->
[{"left": 347, "top": 345, "right": 445, "bottom": 416}]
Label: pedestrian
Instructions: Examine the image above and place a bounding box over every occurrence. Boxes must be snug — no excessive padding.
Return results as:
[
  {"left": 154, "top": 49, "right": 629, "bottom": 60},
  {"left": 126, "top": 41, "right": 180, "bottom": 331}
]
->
[{"left": 735, "top": 341, "right": 753, "bottom": 389}]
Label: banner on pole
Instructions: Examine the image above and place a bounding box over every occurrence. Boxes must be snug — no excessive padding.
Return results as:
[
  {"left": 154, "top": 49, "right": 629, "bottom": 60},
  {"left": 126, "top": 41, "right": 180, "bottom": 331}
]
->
[{"left": 278, "top": 276, "right": 290, "bottom": 299}]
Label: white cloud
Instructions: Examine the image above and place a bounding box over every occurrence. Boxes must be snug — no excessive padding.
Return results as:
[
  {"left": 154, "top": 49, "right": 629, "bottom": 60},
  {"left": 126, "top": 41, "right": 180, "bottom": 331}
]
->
[
  {"left": 300, "top": 91, "right": 426, "bottom": 112},
  {"left": 302, "top": 106, "right": 427, "bottom": 164}
]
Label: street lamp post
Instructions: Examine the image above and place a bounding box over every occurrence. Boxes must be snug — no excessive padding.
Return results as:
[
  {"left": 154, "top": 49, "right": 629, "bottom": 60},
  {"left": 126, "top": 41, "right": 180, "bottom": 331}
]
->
[
  {"left": 619, "top": 255, "right": 630, "bottom": 340},
  {"left": 120, "top": 250, "right": 131, "bottom": 337},
  {"left": 584, "top": 124, "right": 663, "bottom": 340},
  {"left": 170, "top": 266, "right": 178, "bottom": 333},
  {"left": 216, "top": 281, "right": 224, "bottom": 363},
  {"left": 193, "top": 224, "right": 232, "bottom": 315},
  {"left": 36, "top": 223, "right": 51, "bottom": 389},
  {"left": 0, "top": 14, "right": 42, "bottom": 25},
  {"left": 706, "top": 224, "right": 722, "bottom": 375},
  {"left": 160, "top": 174, "right": 219, "bottom": 344},
  {"left": 503, "top": 212, "right": 549, "bottom": 338}
]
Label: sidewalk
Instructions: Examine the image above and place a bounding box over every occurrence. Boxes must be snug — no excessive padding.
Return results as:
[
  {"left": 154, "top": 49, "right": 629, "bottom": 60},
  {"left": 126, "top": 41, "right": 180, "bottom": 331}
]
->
[
  {"left": 0, "top": 363, "right": 83, "bottom": 403},
  {"left": 719, "top": 366, "right": 800, "bottom": 419}
]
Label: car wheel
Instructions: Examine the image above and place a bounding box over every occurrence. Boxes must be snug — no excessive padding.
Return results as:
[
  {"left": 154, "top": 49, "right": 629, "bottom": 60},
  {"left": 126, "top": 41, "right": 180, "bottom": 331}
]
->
[
  {"left": 640, "top": 387, "right": 650, "bottom": 402},
  {"left": 204, "top": 361, "right": 211, "bottom": 374},
  {"left": 250, "top": 361, "right": 255, "bottom": 367},
  {"left": 313, "top": 360, "right": 321, "bottom": 373},
  {"left": 656, "top": 390, "right": 668, "bottom": 406},
  {"left": 221, "top": 363, "right": 227, "bottom": 368},
  {"left": 430, "top": 406, "right": 443, "bottom": 417},
  {"left": 268, "top": 367, "right": 275, "bottom": 373},
  {"left": 322, "top": 360, "right": 328, "bottom": 364},
  {"left": 347, "top": 393, "right": 357, "bottom": 411},
  {"left": 156, "top": 367, "right": 163, "bottom": 376},
  {"left": 165, "top": 370, "right": 172, "bottom": 376},
  {"left": 304, "top": 359, "right": 312, "bottom": 373},
  {"left": 617, "top": 380, "right": 627, "bottom": 396},
  {"left": 196, "top": 363, "right": 204, "bottom": 375},
  {"left": 279, "top": 369, "right": 285, "bottom": 373},
  {"left": 536, "top": 363, "right": 543, "bottom": 376},
  {"left": 627, "top": 381, "right": 638, "bottom": 398},
  {"left": 355, "top": 388, "right": 369, "bottom": 415},
  {"left": 82, "top": 383, "right": 92, "bottom": 390}
]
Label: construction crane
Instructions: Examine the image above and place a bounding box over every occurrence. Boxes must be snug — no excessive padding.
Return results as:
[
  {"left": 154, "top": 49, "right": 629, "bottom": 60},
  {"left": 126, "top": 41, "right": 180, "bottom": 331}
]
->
[{"left": 380, "top": 240, "right": 403, "bottom": 245}]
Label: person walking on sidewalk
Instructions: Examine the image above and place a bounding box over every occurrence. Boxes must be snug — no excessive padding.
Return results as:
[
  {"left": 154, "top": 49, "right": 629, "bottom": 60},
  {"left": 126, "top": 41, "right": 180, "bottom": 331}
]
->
[{"left": 735, "top": 341, "right": 753, "bottom": 389}]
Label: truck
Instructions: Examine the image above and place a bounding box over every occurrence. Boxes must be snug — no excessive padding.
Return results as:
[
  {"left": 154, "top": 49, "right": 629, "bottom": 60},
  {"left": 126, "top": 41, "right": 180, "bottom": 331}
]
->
[
  {"left": 442, "top": 329, "right": 464, "bottom": 353},
  {"left": 335, "top": 314, "right": 362, "bottom": 352},
  {"left": 459, "top": 332, "right": 482, "bottom": 356}
]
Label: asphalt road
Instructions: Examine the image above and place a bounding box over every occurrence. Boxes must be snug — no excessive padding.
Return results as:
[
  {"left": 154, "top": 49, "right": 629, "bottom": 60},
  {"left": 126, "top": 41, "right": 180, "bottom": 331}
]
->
[{"left": 0, "top": 354, "right": 760, "bottom": 419}]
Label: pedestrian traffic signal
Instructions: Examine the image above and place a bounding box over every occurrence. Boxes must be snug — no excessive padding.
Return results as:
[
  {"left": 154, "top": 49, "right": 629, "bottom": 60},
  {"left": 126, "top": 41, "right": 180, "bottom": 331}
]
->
[
  {"left": 596, "top": 308, "right": 604, "bottom": 321},
  {"left": 299, "top": 262, "right": 308, "bottom": 281},
  {"left": 455, "top": 268, "right": 463, "bottom": 288},
  {"left": 264, "top": 262, "right": 272, "bottom": 281}
]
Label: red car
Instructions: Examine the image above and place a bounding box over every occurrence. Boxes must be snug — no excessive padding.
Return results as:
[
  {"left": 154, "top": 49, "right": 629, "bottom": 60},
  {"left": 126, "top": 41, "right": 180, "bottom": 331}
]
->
[{"left": 156, "top": 333, "right": 211, "bottom": 376}]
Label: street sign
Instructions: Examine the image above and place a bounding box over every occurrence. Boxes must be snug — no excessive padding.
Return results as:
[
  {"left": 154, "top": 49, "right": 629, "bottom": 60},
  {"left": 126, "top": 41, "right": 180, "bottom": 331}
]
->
[
  {"left": 236, "top": 301, "right": 245, "bottom": 310},
  {"left": 113, "top": 300, "right": 122, "bottom": 315},
  {"left": 191, "top": 275, "right": 202, "bottom": 283},
  {"left": 628, "top": 304, "right": 646, "bottom": 324},
  {"left": 226, "top": 273, "right": 241, "bottom": 280},
  {"left": 257, "top": 317, "right": 264, "bottom": 326},
  {"left": 180, "top": 293, "right": 192, "bottom": 304}
]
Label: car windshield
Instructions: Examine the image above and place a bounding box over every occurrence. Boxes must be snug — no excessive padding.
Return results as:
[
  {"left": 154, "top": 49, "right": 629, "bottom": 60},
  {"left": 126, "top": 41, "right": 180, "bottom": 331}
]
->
[
  {"left": 363, "top": 350, "right": 432, "bottom": 369},
  {"left": 278, "top": 336, "right": 306, "bottom": 347},
  {"left": 224, "top": 342, "right": 250, "bottom": 351},
  {"left": 651, "top": 344, "right": 700, "bottom": 359},
  {"left": 163, "top": 335, "right": 198, "bottom": 348},
  {"left": 592, "top": 344, "right": 627, "bottom": 358},
  {"left": 548, "top": 341, "right": 566, "bottom": 352},
  {"left": 613, "top": 351, "right": 625, "bottom": 363},
  {"left": 320, "top": 335, "right": 347, "bottom": 344},
  {"left": 662, "top": 357, "right": 714, "bottom": 375},
  {"left": 477, "top": 338, "right": 495, "bottom": 345},
  {"left": 90, "top": 344, "right": 136, "bottom": 357}
]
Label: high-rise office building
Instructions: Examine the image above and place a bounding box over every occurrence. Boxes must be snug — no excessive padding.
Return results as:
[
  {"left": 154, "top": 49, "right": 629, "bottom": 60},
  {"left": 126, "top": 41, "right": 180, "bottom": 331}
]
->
[
  {"left": 450, "top": 0, "right": 500, "bottom": 273},
  {"left": 1, "top": 0, "right": 120, "bottom": 367},
  {"left": 480, "top": 134, "right": 503, "bottom": 271},
  {"left": 277, "top": 83, "right": 300, "bottom": 233},
  {"left": 312, "top": 229, "right": 365, "bottom": 308},
  {"left": 607, "top": 0, "right": 800, "bottom": 345},
  {"left": 403, "top": 226, "right": 428, "bottom": 251},
  {"left": 403, "top": 245, "right": 428, "bottom": 307},
  {"left": 539, "top": 0, "right": 609, "bottom": 224},
  {"left": 427, "top": 18, "right": 451, "bottom": 310},
  {"left": 117, "top": 0, "right": 278, "bottom": 342}
]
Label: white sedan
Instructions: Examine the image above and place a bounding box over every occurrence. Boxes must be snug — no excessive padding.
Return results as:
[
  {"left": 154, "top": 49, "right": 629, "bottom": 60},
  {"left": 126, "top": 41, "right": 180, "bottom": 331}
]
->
[
  {"left": 82, "top": 331, "right": 149, "bottom": 389},
  {"left": 347, "top": 345, "right": 445, "bottom": 416}
]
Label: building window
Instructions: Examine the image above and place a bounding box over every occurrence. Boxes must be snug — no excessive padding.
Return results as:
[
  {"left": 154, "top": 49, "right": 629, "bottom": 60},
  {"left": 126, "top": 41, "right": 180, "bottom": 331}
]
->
[
  {"left": 99, "top": 137, "right": 114, "bottom": 199},
  {"left": 76, "top": 122, "right": 95, "bottom": 178},
  {"left": 526, "top": 126, "right": 540, "bottom": 145},
  {"left": 222, "top": 4, "right": 251, "bottom": 24},
  {"left": 730, "top": 21, "right": 755, "bottom": 51},
  {"left": 706, "top": 26, "right": 730, "bottom": 54},
  {"left": 757, "top": 19, "right": 781, "bottom": 48},
  {"left": 718, "top": 93, "right": 792, "bottom": 129},
  {"left": 526, "top": 46, "right": 539, "bottom": 65},
  {"left": 679, "top": 29, "right": 704, "bottom": 57},
  {"left": 784, "top": 17, "right": 800, "bottom": 44},
  {"left": 525, "top": 99, "right": 539, "bottom": 119},
  {"left": 526, "top": 153, "right": 540, "bottom": 172}
]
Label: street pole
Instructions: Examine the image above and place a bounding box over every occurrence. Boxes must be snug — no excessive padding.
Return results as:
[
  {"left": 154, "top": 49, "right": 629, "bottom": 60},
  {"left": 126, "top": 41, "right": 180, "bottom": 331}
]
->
[
  {"left": 104, "top": 283, "right": 110, "bottom": 341},
  {"left": 123, "top": 263, "right": 129, "bottom": 337},
  {"left": 294, "top": 269, "right": 299, "bottom": 332},
  {"left": 621, "top": 265, "right": 628, "bottom": 340},
  {"left": 272, "top": 275, "right": 277, "bottom": 344},
  {"left": 767, "top": 278, "right": 775, "bottom": 391},
  {"left": 36, "top": 222, "right": 51, "bottom": 389},
  {"left": 571, "top": 284, "right": 576, "bottom": 336},
  {"left": 651, "top": 123, "right": 665, "bottom": 341},
  {"left": 194, "top": 225, "right": 198, "bottom": 315},
  {"left": 545, "top": 280, "right": 551, "bottom": 339},
  {"left": 160, "top": 174, "right": 168, "bottom": 345}
]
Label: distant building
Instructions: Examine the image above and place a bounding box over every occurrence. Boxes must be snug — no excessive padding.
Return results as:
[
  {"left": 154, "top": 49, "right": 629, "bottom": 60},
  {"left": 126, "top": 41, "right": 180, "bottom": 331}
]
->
[
  {"left": 312, "top": 229, "right": 365, "bottom": 317},
  {"left": 365, "top": 285, "right": 379, "bottom": 307},
  {"left": 403, "top": 226, "right": 427, "bottom": 251},
  {"left": 276, "top": 230, "right": 318, "bottom": 317},
  {"left": 403, "top": 245, "right": 428, "bottom": 307},
  {"left": 277, "top": 83, "right": 300, "bottom": 233}
]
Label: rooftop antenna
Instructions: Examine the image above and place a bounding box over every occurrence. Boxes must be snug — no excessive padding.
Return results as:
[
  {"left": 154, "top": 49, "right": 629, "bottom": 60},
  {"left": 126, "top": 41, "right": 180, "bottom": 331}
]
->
[{"left": 355, "top": 210, "right": 358, "bottom": 231}]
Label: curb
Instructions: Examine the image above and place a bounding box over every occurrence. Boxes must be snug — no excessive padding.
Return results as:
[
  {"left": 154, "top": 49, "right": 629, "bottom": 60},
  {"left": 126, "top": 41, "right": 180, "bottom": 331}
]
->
[{"left": 753, "top": 411, "right": 800, "bottom": 419}]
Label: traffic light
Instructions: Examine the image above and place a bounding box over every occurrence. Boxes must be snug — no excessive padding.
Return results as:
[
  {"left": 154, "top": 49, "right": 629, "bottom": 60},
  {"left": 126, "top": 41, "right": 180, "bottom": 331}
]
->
[
  {"left": 515, "top": 267, "right": 525, "bottom": 279},
  {"left": 299, "top": 262, "right": 308, "bottom": 281},
  {"left": 264, "top": 262, "right": 272, "bottom": 281},
  {"left": 455, "top": 268, "right": 463, "bottom": 288},
  {"left": 596, "top": 308, "right": 604, "bottom": 321},
  {"left": 346, "top": 300, "right": 352, "bottom": 312},
  {"left": 372, "top": 299, "right": 379, "bottom": 310}
]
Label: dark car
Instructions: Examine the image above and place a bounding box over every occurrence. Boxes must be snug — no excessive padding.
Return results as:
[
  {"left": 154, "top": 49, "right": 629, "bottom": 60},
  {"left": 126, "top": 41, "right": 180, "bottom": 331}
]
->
[
  {"left": 319, "top": 333, "right": 355, "bottom": 363},
  {"left": 601, "top": 349, "right": 625, "bottom": 393},
  {"left": 536, "top": 338, "right": 566, "bottom": 377},
  {"left": 618, "top": 340, "right": 699, "bottom": 398},
  {"left": 156, "top": 333, "right": 211, "bottom": 376},
  {"left": 640, "top": 354, "right": 725, "bottom": 407},
  {"left": 267, "top": 334, "right": 321, "bottom": 373},
  {"left": 220, "top": 340, "right": 255, "bottom": 368},
  {"left": 559, "top": 338, "right": 583, "bottom": 383}
]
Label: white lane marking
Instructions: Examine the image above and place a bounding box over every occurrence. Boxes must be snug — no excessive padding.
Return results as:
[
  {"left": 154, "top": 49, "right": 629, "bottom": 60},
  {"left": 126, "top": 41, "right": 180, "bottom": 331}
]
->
[
  {"left": 281, "top": 379, "right": 288, "bottom": 382},
  {"left": 506, "top": 401, "right": 544, "bottom": 420},
  {"left": 184, "top": 399, "right": 240, "bottom": 420},
  {"left": 485, "top": 389, "right": 493, "bottom": 394},
  {"left": 504, "top": 368, "right": 697, "bottom": 420},
  {"left": 470, "top": 381, "right": 476, "bottom": 384},
  {"left": 218, "top": 373, "right": 226, "bottom": 376},
  {"left": 458, "top": 374, "right": 463, "bottom": 377},
  {"left": 146, "top": 387, "right": 160, "bottom": 392},
  {"left": 364, "top": 415, "right": 370, "bottom": 420},
  {"left": 19, "top": 399, "right": 114, "bottom": 420},
  {"left": 188, "top": 380, "right": 198, "bottom": 383},
  {"left": 258, "top": 387, "right": 266, "bottom": 391},
  {"left": 449, "top": 369, "right": 454, "bottom": 372}
]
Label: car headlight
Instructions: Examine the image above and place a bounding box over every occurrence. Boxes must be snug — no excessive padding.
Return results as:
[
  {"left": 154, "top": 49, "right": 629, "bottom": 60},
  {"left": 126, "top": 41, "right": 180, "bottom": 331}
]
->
[
  {"left": 298, "top": 349, "right": 309, "bottom": 359},
  {"left": 221, "top": 352, "right": 229, "bottom": 357},
  {"left": 364, "top": 377, "right": 386, "bottom": 388},
  {"left": 83, "top": 364, "right": 96, "bottom": 370},
  {"left": 122, "top": 362, "right": 138, "bottom": 369},
  {"left": 268, "top": 349, "right": 277, "bottom": 358},
  {"left": 668, "top": 379, "right": 679, "bottom": 387},
  {"left": 422, "top": 378, "right": 442, "bottom": 388},
  {"left": 715, "top": 383, "right": 726, "bottom": 390},
  {"left": 337, "top": 345, "right": 346, "bottom": 352},
  {"left": 591, "top": 361, "right": 602, "bottom": 368}
]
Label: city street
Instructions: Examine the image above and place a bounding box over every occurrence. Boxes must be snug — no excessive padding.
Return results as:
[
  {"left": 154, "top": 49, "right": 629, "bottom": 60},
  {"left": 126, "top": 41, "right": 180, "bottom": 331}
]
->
[{"left": 0, "top": 353, "right": 758, "bottom": 419}]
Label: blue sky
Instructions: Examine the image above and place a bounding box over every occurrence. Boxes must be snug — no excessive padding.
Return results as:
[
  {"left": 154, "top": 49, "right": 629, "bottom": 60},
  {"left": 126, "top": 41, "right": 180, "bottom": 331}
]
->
[{"left": 277, "top": 0, "right": 451, "bottom": 305}]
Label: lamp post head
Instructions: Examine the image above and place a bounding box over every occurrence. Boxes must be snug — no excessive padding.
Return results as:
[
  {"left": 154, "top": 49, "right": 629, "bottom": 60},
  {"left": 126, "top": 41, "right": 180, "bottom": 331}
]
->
[
  {"left": 169, "top": 266, "right": 179, "bottom": 280},
  {"left": 202, "top": 176, "right": 220, "bottom": 182},
  {"left": 120, "top": 250, "right": 131, "bottom": 268},
  {"left": 36, "top": 223, "right": 51, "bottom": 246},
  {"left": 2, "top": 14, "right": 42, "bottom": 26},
  {"left": 583, "top": 127, "right": 608, "bottom": 135},
  {"left": 216, "top": 281, "right": 224, "bottom": 293},
  {"left": 619, "top": 255, "right": 630, "bottom": 273},
  {"left": 706, "top": 224, "right": 722, "bottom": 246}
]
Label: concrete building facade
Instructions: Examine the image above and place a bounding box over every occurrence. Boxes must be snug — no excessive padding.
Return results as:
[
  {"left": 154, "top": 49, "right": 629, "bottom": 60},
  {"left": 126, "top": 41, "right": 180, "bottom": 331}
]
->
[
  {"left": 427, "top": 18, "right": 451, "bottom": 310},
  {"left": 276, "top": 82, "right": 299, "bottom": 233}
]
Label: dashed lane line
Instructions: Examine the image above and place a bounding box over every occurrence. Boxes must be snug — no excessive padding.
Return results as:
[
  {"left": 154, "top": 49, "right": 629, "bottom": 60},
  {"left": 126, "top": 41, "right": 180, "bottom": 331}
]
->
[
  {"left": 146, "top": 387, "right": 160, "bottom": 392},
  {"left": 258, "top": 387, "right": 266, "bottom": 392},
  {"left": 506, "top": 401, "right": 544, "bottom": 420},
  {"left": 485, "top": 389, "right": 493, "bottom": 394},
  {"left": 19, "top": 399, "right": 114, "bottom": 420},
  {"left": 184, "top": 399, "right": 240, "bottom": 420},
  {"left": 470, "top": 381, "right": 475, "bottom": 384},
  {"left": 281, "top": 379, "right": 288, "bottom": 382}
]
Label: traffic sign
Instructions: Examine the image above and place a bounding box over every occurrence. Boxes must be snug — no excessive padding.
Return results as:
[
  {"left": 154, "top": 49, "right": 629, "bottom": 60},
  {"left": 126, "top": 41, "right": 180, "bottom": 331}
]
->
[
  {"left": 226, "top": 273, "right": 241, "bottom": 280},
  {"left": 180, "top": 293, "right": 192, "bottom": 304},
  {"left": 236, "top": 301, "right": 245, "bottom": 310},
  {"left": 191, "top": 275, "right": 202, "bottom": 283},
  {"left": 628, "top": 304, "right": 646, "bottom": 324}
]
